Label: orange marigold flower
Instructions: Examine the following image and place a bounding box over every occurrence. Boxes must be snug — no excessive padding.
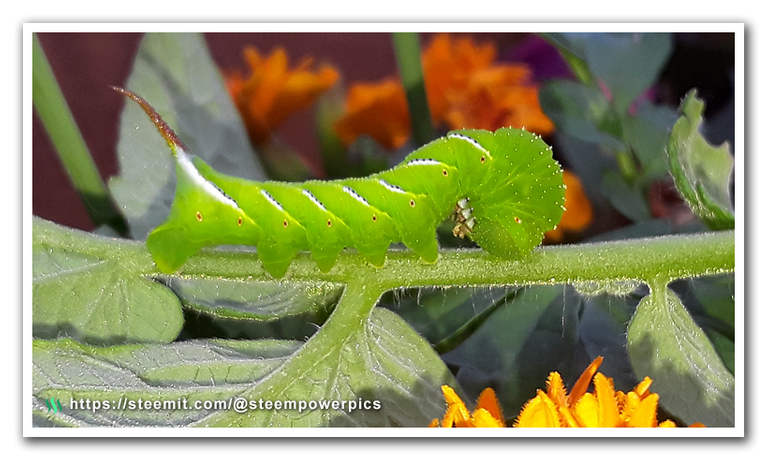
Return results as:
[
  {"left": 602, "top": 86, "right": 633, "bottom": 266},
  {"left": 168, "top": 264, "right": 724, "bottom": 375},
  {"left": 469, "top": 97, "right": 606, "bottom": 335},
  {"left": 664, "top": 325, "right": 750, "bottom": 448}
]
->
[
  {"left": 429, "top": 385, "right": 505, "bottom": 427},
  {"left": 334, "top": 33, "right": 554, "bottom": 149},
  {"left": 225, "top": 46, "right": 339, "bottom": 146},
  {"left": 420, "top": 33, "right": 496, "bottom": 124},
  {"left": 545, "top": 170, "right": 593, "bottom": 242},
  {"left": 514, "top": 356, "right": 703, "bottom": 428},
  {"left": 332, "top": 78, "right": 411, "bottom": 150},
  {"left": 424, "top": 36, "right": 554, "bottom": 134}
]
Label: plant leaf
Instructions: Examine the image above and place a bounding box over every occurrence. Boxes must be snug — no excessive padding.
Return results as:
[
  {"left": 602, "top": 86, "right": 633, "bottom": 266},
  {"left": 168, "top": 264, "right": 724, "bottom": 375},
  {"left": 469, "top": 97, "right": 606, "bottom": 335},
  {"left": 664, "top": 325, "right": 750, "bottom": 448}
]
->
[
  {"left": 627, "top": 283, "right": 735, "bottom": 426},
  {"left": 163, "top": 276, "right": 342, "bottom": 322},
  {"left": 383, "top": 286, "right": 516, "bottom": 352},
  {"left": 670, "top": 275, "right": 735, "bottom": 373},
  {"left": 600, "top": 170, "right": 652, "bottom": 222},
  {"left": 164, "top": 276, "right": 342, "bottom": 341},
  {"left": 32, "top": 217, "right": 184, "bottom": 345},
  {"left": 667, "top": 89, "right": 735, "bottom": 230},
  {"left": 539, "top": 79, "right": 625, "bottom": 150},
  {"left": 32, "top": 338, "right": 302, "bottom": 426},
  {"left": 33, "top": 307, "right": 454, "bottom": 427},
  {"left": 547, "top": 33, "right": 672, "bottom": 114},
  {"left": 582, "top": 33, "right": 672, "bottom": 113},
  {"left": 440, "top": 285, "right": 575, "bottom": 417},
  {"left": 622, "top": 101, "right": 680, "bottom": 182},
  {"left": 109, "top": 33, "right": 266, "bottom": 240}
]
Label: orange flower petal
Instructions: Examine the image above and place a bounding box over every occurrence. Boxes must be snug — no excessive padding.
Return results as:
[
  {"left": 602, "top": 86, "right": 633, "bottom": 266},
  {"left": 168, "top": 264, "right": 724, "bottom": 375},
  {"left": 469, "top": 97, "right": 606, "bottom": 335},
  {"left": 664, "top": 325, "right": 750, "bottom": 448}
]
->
[
  {"left": 336, "top": 33, "right": 554, "bottom": 149},
  {"left": 593, "top": 372, "right": 621, "bottom": 427},
  {"left": 439, "top": 385, "right": 472, "bottom": 427},
  {"left": 572, "top": 392, "right": 600, "bottom": 427},
  {"left": 444, "top": 404, "right": 474, "bottom": 427},
  {"left": 559, "top": 170, "right": 593, "bottom": 231},
  {"left": 437, "top": 64, "right": 553, "bottom": 134},
  {"left": 558, "top": 406, "right": 582, "bottom": 427},
  {"left": 626, "top": 392, "right": 660, "bottom": 428},
  {"left": 226, "top": 45, "right": 338, "bottom": 146},
  {"left": 514, "top": 390, "right": 563, "bottom": 427},
  {"left": 568, "top": 356, "right": 603, "bottom": 406},
  {"left": 269, "top": 64, "right": 339, "bottom": 128},
  {"left": 471, "top": 408, "right": 506, "bottom": 428},
  {"left": 333, "top": 79, "right": 411, "bottom": 149},
  {"left": 546, "top": 371, "right": 567, "bottom": 408},
  {"left": 431, "top": 386, "right": 507, "bottom": 427},
  {"left": 511, "top": 355, "right": 688, "bottom": 428},
  {"left": 422, "top": 33, "right": 496, "bottom": 121},
  {"left": 546, "top": 170, "right": 593, "bottom": 242},
  {"left": 441, "top": 384, "right": 465, "bottom": 406},
  {"left": 633, "top": 376, "right": 654, "bottom": 399},
  {"left": 475, "top": 387, "right": 504, "bottom": 423}
]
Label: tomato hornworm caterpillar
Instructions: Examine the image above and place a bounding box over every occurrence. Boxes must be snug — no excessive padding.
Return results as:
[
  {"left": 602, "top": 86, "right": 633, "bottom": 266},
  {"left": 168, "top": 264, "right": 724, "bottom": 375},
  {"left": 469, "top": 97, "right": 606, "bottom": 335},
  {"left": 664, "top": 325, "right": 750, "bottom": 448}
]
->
[{"left": 114, "top": 87, "right": 565, "bottom": 278}]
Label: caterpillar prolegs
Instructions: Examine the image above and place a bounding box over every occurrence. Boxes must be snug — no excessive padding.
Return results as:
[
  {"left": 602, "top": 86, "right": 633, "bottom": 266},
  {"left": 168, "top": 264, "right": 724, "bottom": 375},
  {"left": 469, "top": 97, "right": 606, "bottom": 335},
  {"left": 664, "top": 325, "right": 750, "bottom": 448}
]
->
[{"left": 115, "top": 87, "right": 566, "bottom": 278}]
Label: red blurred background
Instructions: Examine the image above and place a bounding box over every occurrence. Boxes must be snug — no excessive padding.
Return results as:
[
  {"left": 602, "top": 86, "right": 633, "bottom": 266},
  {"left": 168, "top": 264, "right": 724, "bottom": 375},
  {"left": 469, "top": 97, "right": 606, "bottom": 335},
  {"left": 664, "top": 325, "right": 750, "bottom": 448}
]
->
[
  {"left": 33, "top": 32, "right": 529, "bottom": 231},
  {"left": 32, "top": 32, "right": 734, "bottom": 233}
]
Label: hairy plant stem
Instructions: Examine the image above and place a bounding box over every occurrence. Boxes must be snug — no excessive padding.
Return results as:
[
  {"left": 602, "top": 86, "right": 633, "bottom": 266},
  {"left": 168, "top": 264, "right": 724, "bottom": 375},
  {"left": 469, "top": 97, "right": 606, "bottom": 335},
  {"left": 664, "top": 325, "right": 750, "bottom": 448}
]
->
[{"left": 36, "top": 218, "right": 734, "bottom": 293}]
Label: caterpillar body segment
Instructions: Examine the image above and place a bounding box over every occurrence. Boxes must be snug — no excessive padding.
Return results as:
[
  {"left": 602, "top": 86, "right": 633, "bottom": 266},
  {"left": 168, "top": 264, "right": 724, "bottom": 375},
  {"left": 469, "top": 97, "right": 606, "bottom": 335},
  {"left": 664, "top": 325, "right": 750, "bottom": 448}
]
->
[
  {"left": 145, "top": 152, "right": 262, "bottom": 274},
  {"left": 116, "top": 88, "right": 565, "bottom": 278}
]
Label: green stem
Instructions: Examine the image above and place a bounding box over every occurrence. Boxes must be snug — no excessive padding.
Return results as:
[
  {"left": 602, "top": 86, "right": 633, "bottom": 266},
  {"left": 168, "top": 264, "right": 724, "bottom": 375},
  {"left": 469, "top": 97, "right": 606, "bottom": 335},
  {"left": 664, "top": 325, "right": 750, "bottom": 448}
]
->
[
  {"left": 432, "top": 288, "right": 521, "bottom": 354},
  {"left": 194, "top": 279, "right": 382, "bottom": 426},
  {"left": 376, "top": 230, "right": 733, "bottom": 290},
  {"left": 616, "top": 150, "right": 638, "bottom": 183},
  {"left": 32, "top": 34, "right": 128, "bottom": 236},
  {"left": 391, "top": 32, "right": 435, "bottom": 146},
  {"left": 36, "top": 218, "right": 734, "bottom": 290},
  {"left": 539, "top": 34, "right": 593, "bottom": 85}
]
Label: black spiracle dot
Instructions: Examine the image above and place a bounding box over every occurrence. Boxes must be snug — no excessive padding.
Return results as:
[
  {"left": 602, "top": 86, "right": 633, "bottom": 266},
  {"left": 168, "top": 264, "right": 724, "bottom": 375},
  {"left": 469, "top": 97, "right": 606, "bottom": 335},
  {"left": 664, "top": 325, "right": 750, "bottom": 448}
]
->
[
  {"left": 283, "top": 219, "right": 288, "bottom": 228},
  {"left": 195, "top": 211, "right": 203, "bottom": 222},
  {"left": 237, "top": 217, "right": 243, "bottom": 226},
  {"left": 409, "top": 199, "right": 416, "bottom": 207},
  {"left": 372, "top": 214, "right": 378, "bottom": 222},
  {"left": 442, "top": 169, "right": 448, "bottom": 176},
  {"left": 327, "top": 219, "right": 333, "bottom": 227}
]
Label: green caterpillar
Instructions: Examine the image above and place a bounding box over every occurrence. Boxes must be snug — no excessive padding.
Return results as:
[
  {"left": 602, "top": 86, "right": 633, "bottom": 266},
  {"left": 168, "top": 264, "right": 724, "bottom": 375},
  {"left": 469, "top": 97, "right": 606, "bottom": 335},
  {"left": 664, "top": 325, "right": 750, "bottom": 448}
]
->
[{"left": 115, "top": 87, "right": 566, "bottom": 278}]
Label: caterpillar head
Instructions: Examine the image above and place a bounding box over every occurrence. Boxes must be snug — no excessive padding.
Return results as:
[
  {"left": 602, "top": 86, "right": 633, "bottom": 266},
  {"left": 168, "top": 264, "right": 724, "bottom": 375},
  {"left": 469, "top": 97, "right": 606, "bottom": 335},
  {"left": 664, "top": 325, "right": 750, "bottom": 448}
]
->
[{"left": 448, "top": 128, "right": 565, "bottom": 259}]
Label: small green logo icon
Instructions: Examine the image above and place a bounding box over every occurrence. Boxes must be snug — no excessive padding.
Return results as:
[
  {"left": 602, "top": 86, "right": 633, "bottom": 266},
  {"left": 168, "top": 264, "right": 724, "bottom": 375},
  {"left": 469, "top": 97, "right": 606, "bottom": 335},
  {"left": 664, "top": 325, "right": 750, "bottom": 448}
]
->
[{"left": 46, "top": 398, "right": 62, "bottom": 413}]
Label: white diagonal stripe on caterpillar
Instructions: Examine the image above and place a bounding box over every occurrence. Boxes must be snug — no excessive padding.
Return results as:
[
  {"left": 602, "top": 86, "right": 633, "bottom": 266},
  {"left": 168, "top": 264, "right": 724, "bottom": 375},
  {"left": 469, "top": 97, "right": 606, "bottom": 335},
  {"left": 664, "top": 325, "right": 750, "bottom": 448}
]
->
[
  {"left": 260, "top": 189, "right": 285, "bottom": 212},
  {"left": 378, "top": 179, "right": 407, "bottom": 194},
  {"left": 406, "top": 159, "right": 442, "bottom": 167},
  {"left": 301, "top": 189, "right": 328, "bottom": 212},
  {"left": 176, "top": 148, "right": 240, "bottom": 210},
  {"left": 447, "top": 133, "right": 491, "bottom": 157},
  {"left": 342, "top": 185, "right": 371, "bottom": 206}
]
